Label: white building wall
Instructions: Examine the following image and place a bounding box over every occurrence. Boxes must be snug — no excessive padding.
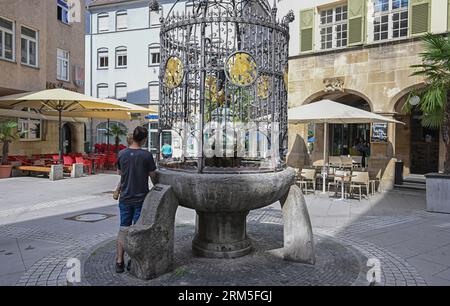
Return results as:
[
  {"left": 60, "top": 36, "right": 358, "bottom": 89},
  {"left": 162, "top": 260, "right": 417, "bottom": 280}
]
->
[{"left": 85, "top": 0, "right": 185, "bottom": 154}]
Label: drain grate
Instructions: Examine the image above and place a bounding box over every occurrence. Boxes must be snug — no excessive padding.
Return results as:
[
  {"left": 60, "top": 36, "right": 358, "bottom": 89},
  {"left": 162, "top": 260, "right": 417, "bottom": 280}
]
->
[{"left": 65, "top": 213, "right": 116, "bottom": 223}]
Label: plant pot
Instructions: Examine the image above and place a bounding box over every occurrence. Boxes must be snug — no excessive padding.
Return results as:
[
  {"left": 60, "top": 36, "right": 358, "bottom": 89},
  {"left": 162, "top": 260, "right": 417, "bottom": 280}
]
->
[
  {"left": 0, "top": 165, "right": 13, "bottom": 179},
  {"left": 425, "top": 173, "right": 450, "bottom": 214}
]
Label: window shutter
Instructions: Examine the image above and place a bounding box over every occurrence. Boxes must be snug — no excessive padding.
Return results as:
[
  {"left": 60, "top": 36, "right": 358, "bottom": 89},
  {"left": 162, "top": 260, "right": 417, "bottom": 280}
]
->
[
  {"left": 347, "top": 0, "right": 365, "bottom": 46},
  {"left": 300, "top": 8, "right": 314, "bottom": 53},
  {"left": 410, "top": 0, "right": 431, "bottom": 36}
]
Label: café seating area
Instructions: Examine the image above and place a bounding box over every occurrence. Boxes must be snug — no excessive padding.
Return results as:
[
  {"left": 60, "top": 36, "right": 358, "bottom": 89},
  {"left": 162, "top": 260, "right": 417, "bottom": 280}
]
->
[
  {"left": 7, "top": 151, "right": 119, "bottom": 177},
  {"left": 295, "top": 157, "right": 381, "bottom": 200}
]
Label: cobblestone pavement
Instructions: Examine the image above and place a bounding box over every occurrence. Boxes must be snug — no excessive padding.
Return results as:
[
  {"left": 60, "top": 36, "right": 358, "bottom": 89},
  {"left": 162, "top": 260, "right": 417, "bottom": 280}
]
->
[
  {"left": 4, "top": 207, "right": 425, "bottom": 286},
  {"left": 81, "top": 223, "right": 369, "bottom": 286},
  {"left": 1, "top": 175, "right": 449, "bottom": 286}
]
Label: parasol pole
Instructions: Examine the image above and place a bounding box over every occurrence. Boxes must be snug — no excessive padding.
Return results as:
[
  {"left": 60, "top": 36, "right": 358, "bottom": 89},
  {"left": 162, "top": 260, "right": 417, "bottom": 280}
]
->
[
  {"left": 58, "top": 101, "right": 64, "bottom": 164},
  {"left": 322, "top": 122, "right": 328, "bottom": 194}
]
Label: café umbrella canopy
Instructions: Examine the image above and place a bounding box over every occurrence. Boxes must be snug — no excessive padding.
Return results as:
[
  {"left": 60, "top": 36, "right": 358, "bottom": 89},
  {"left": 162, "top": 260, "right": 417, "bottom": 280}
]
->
[
  {"left": 42, "top": 98, "right": 158, "bottom": 120},
  {"left": 288, "top": 99, "right": 403, "bottom": 193},
  {"left": 0, "top": 89, "right": 129, "bottom": 163}
]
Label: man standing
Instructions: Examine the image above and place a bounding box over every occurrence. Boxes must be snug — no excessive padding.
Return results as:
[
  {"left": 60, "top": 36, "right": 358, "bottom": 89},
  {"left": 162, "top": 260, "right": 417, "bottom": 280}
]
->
[
  {"left": 116, "top": 126, "right": 157, "bottom": 273},
  {"left": 161, "top": 142, "right": 173, "bottom": 159}
]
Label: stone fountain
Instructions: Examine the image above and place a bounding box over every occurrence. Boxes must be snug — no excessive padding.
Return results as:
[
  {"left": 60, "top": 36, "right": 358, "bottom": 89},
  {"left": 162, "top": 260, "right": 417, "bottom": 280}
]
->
[{"left": 124, "top": 0, "right": 315, "bottom": 280}]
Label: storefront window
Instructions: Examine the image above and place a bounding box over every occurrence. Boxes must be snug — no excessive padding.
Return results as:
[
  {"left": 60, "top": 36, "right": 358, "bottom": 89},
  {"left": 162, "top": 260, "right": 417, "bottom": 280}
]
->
[
  {"left": 330, "top": 123, "right": 370, "bottom": 156},
  {"left": 18, "top": 117, "right": 41, "bottom": 141}
]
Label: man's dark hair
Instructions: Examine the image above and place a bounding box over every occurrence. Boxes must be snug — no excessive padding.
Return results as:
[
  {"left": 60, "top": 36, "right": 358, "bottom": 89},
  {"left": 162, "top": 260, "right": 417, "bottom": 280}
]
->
[{"left": 133, "top": 126, "right": 148, "bottom": 143}]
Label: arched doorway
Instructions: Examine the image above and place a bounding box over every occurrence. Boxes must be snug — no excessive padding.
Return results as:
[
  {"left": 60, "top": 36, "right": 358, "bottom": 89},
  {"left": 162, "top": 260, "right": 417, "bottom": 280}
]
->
[
  {"left": 62, "top": 123, "right": 72, "bottom": 154},
  {"left": 394, "top": 93, "right": 440, "bottom": 175},
  {"left": 410, "top": 109, "right": 440, "bottom": 174}
]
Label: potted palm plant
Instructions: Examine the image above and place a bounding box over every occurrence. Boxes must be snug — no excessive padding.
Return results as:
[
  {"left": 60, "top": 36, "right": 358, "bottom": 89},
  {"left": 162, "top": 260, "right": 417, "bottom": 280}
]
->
[
  {"left": 407, "top": 33, "right": 450, "bottom": 213},
  {"left": 106, "top": 124, "right": 128, "bottom": 153},
  {"left": 0, "top": 120, "right": 19, "bottom": 179}
]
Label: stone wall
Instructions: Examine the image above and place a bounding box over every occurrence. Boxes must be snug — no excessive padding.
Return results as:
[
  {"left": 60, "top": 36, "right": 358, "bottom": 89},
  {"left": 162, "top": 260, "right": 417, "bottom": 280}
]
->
[{"left": 1, "top": 118, "right": 85, "bottom": 156}]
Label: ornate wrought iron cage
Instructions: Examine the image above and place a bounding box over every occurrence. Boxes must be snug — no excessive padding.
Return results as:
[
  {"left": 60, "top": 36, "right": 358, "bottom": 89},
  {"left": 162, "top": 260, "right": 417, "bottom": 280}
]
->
[{"left": 158, "top": 0, "right": 294, "bottom": 172}]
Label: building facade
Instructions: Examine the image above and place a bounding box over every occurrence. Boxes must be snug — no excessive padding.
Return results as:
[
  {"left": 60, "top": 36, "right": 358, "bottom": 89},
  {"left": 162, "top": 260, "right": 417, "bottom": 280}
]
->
[
  {"left": 85, "top": 0, "right": 186, "bottom": 156},
  {"left": 278, "top": 0, "right": 450, "bottom": 189},
  {"left": 0, "top": 0, "right": 87, "bottom": 156}
]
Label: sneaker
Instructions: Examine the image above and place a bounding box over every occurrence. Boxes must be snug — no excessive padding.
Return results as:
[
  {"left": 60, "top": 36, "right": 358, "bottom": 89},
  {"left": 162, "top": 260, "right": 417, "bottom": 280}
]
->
[
  {"left": 127, "top": 259, "right": 131, "bottom": 272},
  {"left": 115, "top": 262, "right": 125, "bottom": 273}
]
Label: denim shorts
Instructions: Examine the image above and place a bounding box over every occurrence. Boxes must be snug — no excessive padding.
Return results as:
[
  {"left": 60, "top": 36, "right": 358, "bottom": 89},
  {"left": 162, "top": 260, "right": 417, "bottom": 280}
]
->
[{"left": 119, "top": 202, "right": 143, "bottom": 227}]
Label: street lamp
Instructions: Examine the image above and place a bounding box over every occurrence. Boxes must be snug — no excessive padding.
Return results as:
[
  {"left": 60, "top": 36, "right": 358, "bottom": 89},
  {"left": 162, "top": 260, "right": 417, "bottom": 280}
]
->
[{"left": 409, "top": 95, "right": 420, "bottom": 106}]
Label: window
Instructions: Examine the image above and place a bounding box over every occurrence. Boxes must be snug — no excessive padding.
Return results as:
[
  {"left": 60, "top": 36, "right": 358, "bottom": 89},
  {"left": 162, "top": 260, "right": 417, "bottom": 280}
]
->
[
  {"left": 18, "top": 117, "right": 41, "bottom": 141},
  {"left": 148, "top": 44, "right": 160, "bottom": 66},
  {"left": 98, "top": 13, "right": 109, "bottom": 32},
  {"left": 57, "top": 0, "right": 69, "bottom": 24},
  {"left": 115, "top": 83, "right": 127, "bottom": 101},
  {"left": 116, "top": 10, "right": 127, "bottom": 30},
  {"left": 97, "top": 83, "right": 109, "bottom": 99},
  {"left": 149, "top": 82, "right": 159, "bottom": 104},
  {"left": 97, "top": 48, "right": 108, "bottom": 69},
  {"left": 57, "top": 48, "right": 69, "bottom": 81},
  {"left": 96, "top": 121, "right": 127, "bottom": 144},
  {"left": 373, "top": 0, "right": 409, "bottom": 41},
  {"left": 21, "top": 26, "right": 38, "bottom": 67},
  {"left": 115, "top": 47, "right": 127, "bottom": 68},
  {"left": 149, "top": 7, "right": 161, "bottom": 27},
  {"left": 0, "top": 16, "right": 14, "bottom": 60},
  {"left": 319, "top": 5, "right": 347, "bottom": 50}
]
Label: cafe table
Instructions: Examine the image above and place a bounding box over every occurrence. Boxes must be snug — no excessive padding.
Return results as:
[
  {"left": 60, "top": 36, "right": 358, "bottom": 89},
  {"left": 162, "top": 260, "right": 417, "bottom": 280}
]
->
[{"left": 334, "top": 172, "right": 356, "bottom": 201}]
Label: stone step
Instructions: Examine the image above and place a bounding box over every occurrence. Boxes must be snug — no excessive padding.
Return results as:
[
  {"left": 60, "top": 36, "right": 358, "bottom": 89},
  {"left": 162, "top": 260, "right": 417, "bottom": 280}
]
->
[
  {"left": 394, "top": 181, "right": 426, "bottom": 191},
  {"left": 403, "top": 175, "right": 426, "bottom": 185}
]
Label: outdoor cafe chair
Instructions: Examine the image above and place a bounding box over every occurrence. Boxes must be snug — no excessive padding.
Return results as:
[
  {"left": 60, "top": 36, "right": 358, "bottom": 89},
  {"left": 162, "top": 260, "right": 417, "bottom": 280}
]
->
[
  {"left": 328, "top": 169, "right": 350, "bottom": 197},
  {"left": 349, "top": 171, "right": 370, "bottom": 201},
  {"left": 369, "top": 169, "right": 382, "bottom": 195},
  {"left": 329, "top": 156, "right": 342, "bottom": 168},
  {"left": 75, "top": 156, "right": 93, "bottom": 175},
  {"left": 340, "top": 156, "right": 353, "bottom": 169},
  {"left": 352, "top": 156, "right": 363, "bottom": 168},
  {"left": 312, "top": 159, "right": 324, "bottom": 169},
  {"left": 297, "top": 168, "right": 316, "bottom": 194}
]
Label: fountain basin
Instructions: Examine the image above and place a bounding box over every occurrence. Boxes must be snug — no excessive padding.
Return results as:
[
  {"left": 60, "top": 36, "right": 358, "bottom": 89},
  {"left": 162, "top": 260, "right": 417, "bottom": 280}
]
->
[{"left": 157, "top": 167, "right": 295, "bottom": 258}]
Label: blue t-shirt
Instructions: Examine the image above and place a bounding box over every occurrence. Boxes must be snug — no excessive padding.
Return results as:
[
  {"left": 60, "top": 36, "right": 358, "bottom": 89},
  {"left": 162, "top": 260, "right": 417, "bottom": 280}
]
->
[
  {"left": 161, "top": 144, "right": 172, "bottom": 155},
  {"left": 117, "top": 148, "right": 156, "bottom": 204}
]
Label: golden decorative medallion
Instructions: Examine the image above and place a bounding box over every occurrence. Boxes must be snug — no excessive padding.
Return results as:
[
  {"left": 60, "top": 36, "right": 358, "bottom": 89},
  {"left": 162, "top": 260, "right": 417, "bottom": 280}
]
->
[
  {"left": 257, "top": 75, "right": 271, "bottom": 100},
  {"left": 225, "top": 52, "right": 258, "bottom": 87},
  {"left": 164, "top": 57, "right": 184, "bottom": 89}
]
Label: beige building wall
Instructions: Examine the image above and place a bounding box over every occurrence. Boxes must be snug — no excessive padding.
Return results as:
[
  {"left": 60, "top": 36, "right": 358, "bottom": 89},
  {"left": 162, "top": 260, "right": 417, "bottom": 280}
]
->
[
  {"left": 0, "top": 0, "right": 86, "bottom": 156},
  {"left": 288, "top": 39, "right": 445, "bottom": 189}
]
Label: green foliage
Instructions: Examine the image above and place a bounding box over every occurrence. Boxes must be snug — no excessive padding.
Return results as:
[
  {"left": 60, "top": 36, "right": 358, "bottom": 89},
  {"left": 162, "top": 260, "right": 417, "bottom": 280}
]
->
[
  {"left": 105, "top": 124, "right": 128, "bottom": 138},
  {"left": 407, "top": 34, "right": 450, "bottom": 129},
  {"left": 0, "top": 120, "right": 19, "bottom": 143},
  {"left": 0, "top": 120, "right": 20, "bottom": 165}
]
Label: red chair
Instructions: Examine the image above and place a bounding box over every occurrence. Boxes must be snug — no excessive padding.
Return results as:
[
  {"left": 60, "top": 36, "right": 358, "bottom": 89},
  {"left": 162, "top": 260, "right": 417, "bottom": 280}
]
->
[
  {"left": 105, "top": 153, "right": 117, "bottom": 170},
  {"left": 63, "top": 156, "right": 74, "bottom": 167},
  {"left": 96, "top": 155, "right": 106, "bottom": 172},
  {"left": 52, "top": 155, "right": 59, "bottom": 164},
  {"left": 75, "top": 156, "right": 93, "bottom": 175}
]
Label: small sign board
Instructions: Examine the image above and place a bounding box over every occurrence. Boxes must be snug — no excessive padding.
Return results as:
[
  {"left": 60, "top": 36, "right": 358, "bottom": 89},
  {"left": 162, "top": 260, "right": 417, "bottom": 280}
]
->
[
  {"left": 146, "top": 114, "right": 159, "bottom": 120},
  {"left": 371, "top": 123, "right": 388, "bottom": 143}
]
